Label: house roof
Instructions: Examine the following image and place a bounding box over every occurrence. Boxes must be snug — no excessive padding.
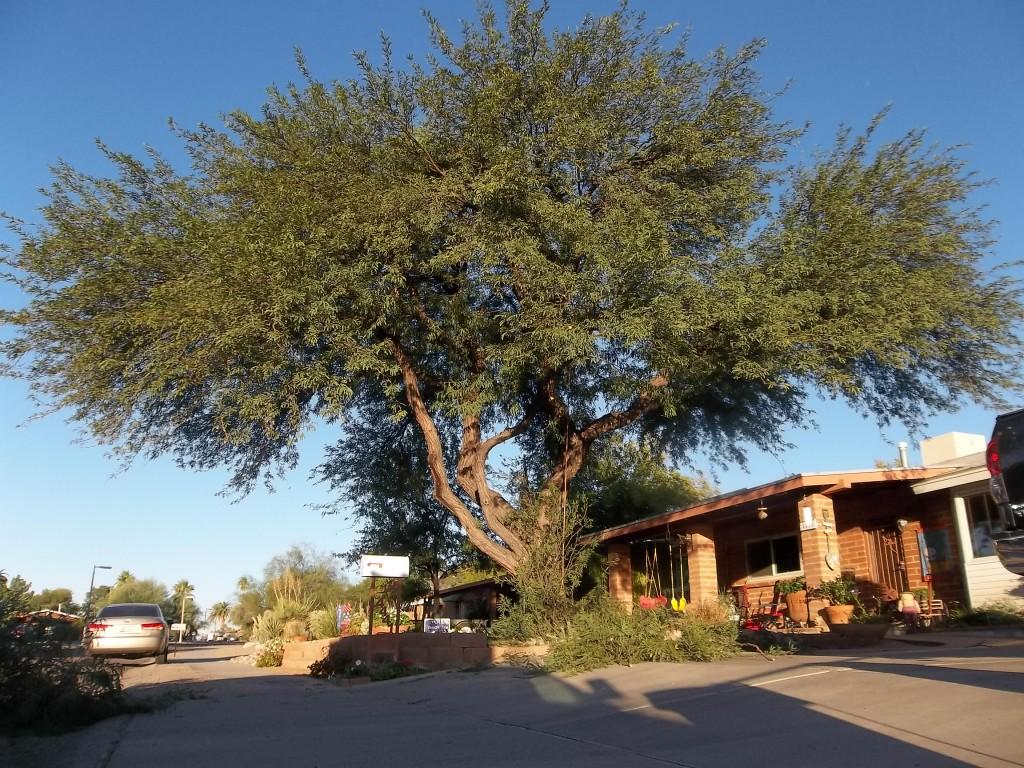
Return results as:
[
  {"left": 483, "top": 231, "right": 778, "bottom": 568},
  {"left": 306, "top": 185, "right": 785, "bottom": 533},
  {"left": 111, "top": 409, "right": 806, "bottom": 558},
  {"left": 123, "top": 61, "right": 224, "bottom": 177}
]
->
[
  {"left": 437, "top": 577, "right": 499, "bottom": 597},
  {"left": 587, "top": 466, "right": 954, "bottom": 544}
]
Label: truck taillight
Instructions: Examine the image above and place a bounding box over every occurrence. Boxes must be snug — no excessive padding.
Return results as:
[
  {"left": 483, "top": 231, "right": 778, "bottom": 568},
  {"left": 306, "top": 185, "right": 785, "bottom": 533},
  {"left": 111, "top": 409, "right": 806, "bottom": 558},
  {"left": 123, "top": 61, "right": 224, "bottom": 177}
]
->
[{"left": 987, "top": 435, "right": 1002, "bottom": 477}]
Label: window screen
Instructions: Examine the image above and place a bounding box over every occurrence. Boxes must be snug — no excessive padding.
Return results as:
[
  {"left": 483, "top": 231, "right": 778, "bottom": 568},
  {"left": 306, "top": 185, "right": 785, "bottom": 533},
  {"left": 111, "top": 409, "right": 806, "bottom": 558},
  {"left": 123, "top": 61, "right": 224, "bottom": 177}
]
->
[{"left": 746, "top": 535, "right": 801, "bottom": 577}]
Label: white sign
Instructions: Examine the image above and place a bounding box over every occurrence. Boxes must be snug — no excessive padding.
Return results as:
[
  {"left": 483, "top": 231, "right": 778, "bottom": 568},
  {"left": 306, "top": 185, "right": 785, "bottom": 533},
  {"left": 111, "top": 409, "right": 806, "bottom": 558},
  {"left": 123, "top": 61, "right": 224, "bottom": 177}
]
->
[
  {"left": 171, "top": 623, "right": 187, "bottom": 631},
  {"left": 359, "top": 554, "right": 410, "bottom": 578},
  {"left": 423, "top": 618, "right": 451, "bottom": 634},
  {"left": 799, "top": 506, "right": 817, "bottom": 532}
]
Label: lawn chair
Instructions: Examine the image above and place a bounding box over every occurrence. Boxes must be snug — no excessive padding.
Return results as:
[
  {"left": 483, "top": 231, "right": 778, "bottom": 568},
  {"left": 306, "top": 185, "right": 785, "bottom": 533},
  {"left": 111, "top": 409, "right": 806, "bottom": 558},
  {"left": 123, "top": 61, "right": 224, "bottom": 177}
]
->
[{"left": 920, "top": 599, "right": 948, "bottom": 627}]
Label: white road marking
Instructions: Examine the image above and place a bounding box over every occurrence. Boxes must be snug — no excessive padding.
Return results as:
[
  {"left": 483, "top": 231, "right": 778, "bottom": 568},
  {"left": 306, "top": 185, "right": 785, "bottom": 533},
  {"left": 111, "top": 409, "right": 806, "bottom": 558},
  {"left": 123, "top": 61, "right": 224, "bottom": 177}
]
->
[{"left": 747, "top": 667, "right": 852, "bottom": 687}]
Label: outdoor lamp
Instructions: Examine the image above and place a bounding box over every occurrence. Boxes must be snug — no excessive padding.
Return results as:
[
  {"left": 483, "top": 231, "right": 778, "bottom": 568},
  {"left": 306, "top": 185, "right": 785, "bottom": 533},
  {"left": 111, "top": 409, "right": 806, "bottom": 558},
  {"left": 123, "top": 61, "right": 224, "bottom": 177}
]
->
[{"left": 756, "top": 502, "right": 768, "bottom": 521}]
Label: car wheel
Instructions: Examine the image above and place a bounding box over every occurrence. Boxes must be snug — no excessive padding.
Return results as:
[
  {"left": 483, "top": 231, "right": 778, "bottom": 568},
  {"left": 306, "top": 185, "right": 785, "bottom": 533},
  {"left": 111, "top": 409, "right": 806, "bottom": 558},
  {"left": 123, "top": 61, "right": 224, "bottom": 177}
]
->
[{"left": 154, "top": 647, "right": 169, "bottom": 664}]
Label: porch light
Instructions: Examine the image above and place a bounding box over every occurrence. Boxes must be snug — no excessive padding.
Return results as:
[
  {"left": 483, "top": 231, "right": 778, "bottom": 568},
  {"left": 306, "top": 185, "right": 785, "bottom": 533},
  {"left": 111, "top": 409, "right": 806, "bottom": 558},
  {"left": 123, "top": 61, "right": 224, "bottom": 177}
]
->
[
  {"left": 896, "top": 518, "right": 909, "bottom": 531},
  {"left": 756, "top": 501, "right": 768, "bottom": 521}
]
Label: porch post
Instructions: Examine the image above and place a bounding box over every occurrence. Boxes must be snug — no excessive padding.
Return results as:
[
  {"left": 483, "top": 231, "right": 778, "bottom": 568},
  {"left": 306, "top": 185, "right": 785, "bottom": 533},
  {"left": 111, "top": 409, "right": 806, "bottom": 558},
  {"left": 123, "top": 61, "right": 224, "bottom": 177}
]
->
[
  {"left": 686, "top": 524, "right": 719, "bottom": 606},
  {"left": 607, "top": 542, "right": 633, "bottom": 613},
  {"left": 798, "top": 494, "right": 840, "bottom": 589}
]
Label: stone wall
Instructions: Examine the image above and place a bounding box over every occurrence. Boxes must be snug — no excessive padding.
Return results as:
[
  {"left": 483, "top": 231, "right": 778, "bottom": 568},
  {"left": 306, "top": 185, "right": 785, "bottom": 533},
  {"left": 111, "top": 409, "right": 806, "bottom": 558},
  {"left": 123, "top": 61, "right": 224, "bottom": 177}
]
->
[{"left": 281, "top": 634, "right": 549, "bottom": 674}]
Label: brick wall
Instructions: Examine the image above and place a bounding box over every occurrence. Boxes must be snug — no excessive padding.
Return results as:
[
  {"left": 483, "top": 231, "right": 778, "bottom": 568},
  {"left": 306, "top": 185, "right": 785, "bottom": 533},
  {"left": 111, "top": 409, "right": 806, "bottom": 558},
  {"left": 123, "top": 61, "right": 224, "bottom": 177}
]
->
[{"left": 834, "top": 485, "right": 965, "bottom": 606}]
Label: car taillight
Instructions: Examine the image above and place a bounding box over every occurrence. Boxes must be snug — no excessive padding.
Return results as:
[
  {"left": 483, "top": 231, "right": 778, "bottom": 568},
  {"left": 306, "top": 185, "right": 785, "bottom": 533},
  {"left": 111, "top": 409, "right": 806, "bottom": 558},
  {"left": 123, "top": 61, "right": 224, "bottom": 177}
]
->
[
  {"left": 987, "top": 435, "right": 1002, "bottom": 477},
  {"left": 141, "top": 622, "right": 165, "bottom": 630},
  {"left": 87, "top": 622, "right": 109, "bottom": 633}
]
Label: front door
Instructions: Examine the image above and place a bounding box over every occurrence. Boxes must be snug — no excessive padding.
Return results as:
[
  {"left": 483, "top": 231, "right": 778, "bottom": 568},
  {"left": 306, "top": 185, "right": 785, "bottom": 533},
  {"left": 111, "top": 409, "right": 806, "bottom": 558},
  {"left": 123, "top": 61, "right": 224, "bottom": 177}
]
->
[{"left": 866, "top": 526, "right": 909, "bottom": 597}]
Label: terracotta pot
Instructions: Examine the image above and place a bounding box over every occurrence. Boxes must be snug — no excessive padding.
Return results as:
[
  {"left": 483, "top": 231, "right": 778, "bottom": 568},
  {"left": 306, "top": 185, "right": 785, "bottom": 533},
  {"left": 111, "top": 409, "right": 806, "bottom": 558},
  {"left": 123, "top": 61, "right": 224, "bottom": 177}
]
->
[
  {"left": 822, "top": 605, "right": 855, "bottom": 627},
  {"left": 784, "top": 590, "right": 809, "bottom": 623}
]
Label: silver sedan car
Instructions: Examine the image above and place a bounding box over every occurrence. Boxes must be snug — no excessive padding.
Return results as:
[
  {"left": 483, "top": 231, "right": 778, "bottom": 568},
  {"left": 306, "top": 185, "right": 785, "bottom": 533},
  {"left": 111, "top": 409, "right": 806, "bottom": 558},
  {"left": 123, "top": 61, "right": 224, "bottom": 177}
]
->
[{"left": 85, "top": 603, "right": 170, "bottom": 662}]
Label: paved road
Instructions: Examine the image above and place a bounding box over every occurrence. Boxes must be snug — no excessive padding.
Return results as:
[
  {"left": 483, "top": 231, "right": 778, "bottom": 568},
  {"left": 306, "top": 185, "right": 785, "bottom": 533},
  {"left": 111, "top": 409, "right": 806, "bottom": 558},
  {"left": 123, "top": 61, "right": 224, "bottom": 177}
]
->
[{"left": 6, "top": 634, "right": 1024, "bottom": 767}]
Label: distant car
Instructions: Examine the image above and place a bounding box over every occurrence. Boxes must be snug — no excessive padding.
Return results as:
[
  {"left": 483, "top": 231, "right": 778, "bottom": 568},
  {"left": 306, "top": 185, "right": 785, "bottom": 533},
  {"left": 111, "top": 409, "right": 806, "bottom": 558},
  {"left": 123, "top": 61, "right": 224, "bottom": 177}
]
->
[{"left": 84, "top": 603, "right": 170, "bottom": 663}]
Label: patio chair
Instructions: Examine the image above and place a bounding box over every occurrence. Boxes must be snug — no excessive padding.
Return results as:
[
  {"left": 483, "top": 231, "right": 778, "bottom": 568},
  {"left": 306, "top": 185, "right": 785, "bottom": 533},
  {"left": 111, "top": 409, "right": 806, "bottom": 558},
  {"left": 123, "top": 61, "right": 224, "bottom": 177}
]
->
[{"left": 920, "top": 599, "right": 948, "bottom": 627}]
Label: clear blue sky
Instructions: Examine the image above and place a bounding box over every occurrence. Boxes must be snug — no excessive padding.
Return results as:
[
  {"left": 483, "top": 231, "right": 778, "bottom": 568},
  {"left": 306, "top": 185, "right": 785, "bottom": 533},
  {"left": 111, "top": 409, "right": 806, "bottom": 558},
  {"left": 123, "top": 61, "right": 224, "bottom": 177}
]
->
[{"left": 2, "top": 1, "right": 1022, "bottom": 613}]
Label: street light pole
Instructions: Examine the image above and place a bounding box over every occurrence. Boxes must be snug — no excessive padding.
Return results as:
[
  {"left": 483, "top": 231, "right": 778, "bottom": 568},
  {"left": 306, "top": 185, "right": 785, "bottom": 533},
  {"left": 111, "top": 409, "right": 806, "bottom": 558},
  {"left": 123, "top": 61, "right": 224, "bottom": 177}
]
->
[{"left": 86, "top": 565, "right": 112, "bottom": 620}]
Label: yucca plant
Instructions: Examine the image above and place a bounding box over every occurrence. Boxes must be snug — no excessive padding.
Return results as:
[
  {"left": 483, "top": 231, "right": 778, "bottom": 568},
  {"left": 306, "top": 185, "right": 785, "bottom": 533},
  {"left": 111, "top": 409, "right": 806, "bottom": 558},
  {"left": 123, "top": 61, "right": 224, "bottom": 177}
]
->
[{"left": 251, "top": 611, "right": 283, "bottom": 643}]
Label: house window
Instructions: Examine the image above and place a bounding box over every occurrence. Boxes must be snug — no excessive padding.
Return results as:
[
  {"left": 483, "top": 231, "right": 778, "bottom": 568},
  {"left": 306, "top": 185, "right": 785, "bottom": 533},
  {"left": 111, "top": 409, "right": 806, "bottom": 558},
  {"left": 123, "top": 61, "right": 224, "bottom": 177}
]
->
[
  {"left": 965, "top": 492, "right": 1004, "bottom": 558},
  {"left": 746, "top": 534, "right": 801, "bottom": 578}
]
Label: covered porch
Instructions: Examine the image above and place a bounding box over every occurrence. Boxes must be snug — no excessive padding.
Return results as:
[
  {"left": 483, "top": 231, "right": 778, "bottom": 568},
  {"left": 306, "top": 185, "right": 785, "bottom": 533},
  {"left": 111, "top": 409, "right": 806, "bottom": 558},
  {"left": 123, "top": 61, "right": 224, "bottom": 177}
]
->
[{"left": 592, "top": 467, "right": 961, "bottom": 623}]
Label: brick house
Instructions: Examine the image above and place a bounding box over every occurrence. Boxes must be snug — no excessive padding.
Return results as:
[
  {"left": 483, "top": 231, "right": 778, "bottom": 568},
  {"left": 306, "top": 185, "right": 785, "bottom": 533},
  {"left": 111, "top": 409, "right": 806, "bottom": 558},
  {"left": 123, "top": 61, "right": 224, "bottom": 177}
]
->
[{"left": 593, "top": 433, "right": 1023, "bottom": 616}]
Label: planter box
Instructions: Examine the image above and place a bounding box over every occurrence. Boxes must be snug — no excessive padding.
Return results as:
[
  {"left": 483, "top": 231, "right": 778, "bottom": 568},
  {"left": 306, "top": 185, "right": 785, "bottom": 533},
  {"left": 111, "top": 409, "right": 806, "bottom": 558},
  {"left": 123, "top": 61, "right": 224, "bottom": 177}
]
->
[{"left": 831, "top": 622, "right": 889, "bottom": 642}]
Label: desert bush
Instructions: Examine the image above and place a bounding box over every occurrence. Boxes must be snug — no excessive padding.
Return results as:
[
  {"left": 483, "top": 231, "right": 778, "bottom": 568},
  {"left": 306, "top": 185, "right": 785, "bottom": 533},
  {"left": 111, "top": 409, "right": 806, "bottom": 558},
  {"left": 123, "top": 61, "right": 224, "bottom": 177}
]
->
[
  {"left": 546, "top": 598, "right": 738, "bottom": 673},
  {"left": 0, "top": 634, "right": 131, "bottom": 733},
  {"left": 490, "top": 498, "right": 592, "bottom": 642},
  {"left": 308, "top": 609, "right": 339, "bottom": 640},
  {"left": 251, "top": 611, "right": 283, "bottom": 642},
  {"left": 282, "top": 618, "right": 307, "bottom": 640},
  {"left": 254, "top": 638, "right": 284, "bottom": 667}
]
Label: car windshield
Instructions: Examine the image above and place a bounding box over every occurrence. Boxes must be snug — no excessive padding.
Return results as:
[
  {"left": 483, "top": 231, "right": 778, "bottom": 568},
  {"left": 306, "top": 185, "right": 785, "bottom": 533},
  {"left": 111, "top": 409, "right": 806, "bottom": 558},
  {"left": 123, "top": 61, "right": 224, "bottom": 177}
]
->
[{"left": 97, "top": 604, "right": 163, "bottom": 618}]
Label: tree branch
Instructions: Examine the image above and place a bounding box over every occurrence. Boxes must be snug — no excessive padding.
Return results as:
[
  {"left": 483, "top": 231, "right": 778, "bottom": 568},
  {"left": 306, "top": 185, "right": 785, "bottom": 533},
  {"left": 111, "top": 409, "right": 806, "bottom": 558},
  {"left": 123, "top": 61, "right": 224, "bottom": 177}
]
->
[{"left": 389, "top": 338, "right": 518, "bottom": 572}]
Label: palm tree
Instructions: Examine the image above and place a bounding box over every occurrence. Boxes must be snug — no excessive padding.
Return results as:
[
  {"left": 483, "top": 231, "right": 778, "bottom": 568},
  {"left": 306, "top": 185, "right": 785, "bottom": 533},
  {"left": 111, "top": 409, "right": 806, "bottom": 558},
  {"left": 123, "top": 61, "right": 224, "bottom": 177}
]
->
[
  {"left": 171, "top": 580, "right": 195, "bottom": 636},
  {"left": 209, "top": 601, "right": 231, "bottom": 630}
]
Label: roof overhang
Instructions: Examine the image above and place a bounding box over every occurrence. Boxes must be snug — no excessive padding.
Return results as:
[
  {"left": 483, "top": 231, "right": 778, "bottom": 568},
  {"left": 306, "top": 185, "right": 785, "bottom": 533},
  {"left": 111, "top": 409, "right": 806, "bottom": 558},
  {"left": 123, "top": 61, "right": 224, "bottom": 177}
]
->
[
  {"left": 912, "top": 466, "right": 990, "bottom": 495},
  {"left": 587, "top": 467, "right": 953, "bottom": 544}
]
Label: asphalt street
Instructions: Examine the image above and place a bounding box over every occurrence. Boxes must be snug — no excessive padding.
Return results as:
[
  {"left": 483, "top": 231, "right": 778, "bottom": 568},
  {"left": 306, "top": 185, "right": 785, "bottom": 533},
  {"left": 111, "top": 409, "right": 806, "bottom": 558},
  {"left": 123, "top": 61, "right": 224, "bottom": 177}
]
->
[{"left": 5, "top": 634, "right": 1024, "bottom": 767}]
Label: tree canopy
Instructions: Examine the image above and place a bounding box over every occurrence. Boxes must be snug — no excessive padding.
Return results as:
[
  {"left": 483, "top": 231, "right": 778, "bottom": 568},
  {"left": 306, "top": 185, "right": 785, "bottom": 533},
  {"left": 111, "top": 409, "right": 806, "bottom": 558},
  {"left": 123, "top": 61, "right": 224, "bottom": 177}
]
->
[{"left": 2, "top": 3, "right": 1020, "bottom": 574}]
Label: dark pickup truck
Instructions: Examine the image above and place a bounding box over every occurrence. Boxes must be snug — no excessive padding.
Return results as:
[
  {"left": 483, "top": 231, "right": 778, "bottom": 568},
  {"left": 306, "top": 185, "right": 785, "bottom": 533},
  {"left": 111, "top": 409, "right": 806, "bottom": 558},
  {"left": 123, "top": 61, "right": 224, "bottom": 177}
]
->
[{"left": 988, "top": 408, "right": 1024, "bottom": 574}]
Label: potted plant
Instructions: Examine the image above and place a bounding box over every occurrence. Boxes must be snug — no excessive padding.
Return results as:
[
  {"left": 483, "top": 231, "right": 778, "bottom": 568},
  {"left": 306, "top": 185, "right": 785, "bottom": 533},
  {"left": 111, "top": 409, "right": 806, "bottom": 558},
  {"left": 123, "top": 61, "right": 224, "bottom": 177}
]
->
[
  {"left": 832, "top": 608, "right": 891, "bottom": 642},
  {"left": 777, "top": 577, "right": 808, "bottom": 624},
  {"left": 811, "top": 576, "right": 857, "bottom": 626}
]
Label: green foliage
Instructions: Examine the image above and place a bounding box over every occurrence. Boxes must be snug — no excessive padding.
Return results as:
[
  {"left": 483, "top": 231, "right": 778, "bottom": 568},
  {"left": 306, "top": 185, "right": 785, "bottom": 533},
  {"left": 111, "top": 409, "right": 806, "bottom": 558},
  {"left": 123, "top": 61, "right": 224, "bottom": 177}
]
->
[
  {"left": 28, "top": 587, "right": 76, "bottom": 614},
  {"left": 254, "top": 638, "right": 284, "bottom": 667},
  {"left": 0, "top": 573, "right": 131, "bottom": 733},
  {"left": 951, "top": 599, "right": 1024, "bottom": 626},
  {"left": 0, "top": 571, "right": 31, "bottom": 619},
  {"left": 546, "top": 599, "right": 738, "bottom": 673},
  {"left": 810, "top": 576, "right": 856, "bottom": 605},
  {"left": 251, "top": 612, "right": 283, "bottom": 642},
  {"left": 282, "top": 618, "right": 307, "bottom": 639},
  {"left": 572, "top": 435, "right": 716, "bottom": 531},
  {"left": 490, "top": 497, "right": 592, "bottom": 640},
  {"left": 0, "top": 640, "right": 130, "bottom": 733},
  {"left": 98, "top": 577, "right": 169, "bottom": 612},
  {"left": 308, "top": 609, "right": 340, "bottom": 640},
  {"left": 308, "top": 656, "right": 425, "bottom": 681},
  {"left": 776, "top": 577, "right": 807, "bottom": 595},
  {"left": 2, "top": 2, "right": 1019, "bottom": 580},
  {"left": 316, "top": 395, "right": 470, "bottom": 606}
]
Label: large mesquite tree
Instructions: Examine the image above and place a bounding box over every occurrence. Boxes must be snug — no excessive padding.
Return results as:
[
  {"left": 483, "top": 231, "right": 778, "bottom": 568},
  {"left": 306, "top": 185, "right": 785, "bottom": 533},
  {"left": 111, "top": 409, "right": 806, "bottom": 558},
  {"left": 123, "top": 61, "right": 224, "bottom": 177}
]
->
[{"left": 2, "top": 3, "right": 1020, "bottom": 574}]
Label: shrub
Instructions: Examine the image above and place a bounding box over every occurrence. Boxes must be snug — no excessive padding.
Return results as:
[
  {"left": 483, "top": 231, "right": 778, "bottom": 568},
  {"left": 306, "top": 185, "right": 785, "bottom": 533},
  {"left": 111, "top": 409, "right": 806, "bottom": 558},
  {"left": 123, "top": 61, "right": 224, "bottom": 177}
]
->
[
  {"left": 951, "top": 599, "right": 1024, "bottom": 626},
  {"left": 0, "top": 636, "right": 131, "bottom": 733},
  {"left": 546, "top": 599, "right": 738, "bottom": 673},
  {"left": 254, "top": 639, "right": 284, "bottom": 667},
  {"left": 251, "top": 612, "right": 283, "bottom": 642},
  {"left": 282, "top": 618, "right": 307, "bottom": 640},
  {"left": 308, "top": 609, "right": 339, "bottom": 640}
]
